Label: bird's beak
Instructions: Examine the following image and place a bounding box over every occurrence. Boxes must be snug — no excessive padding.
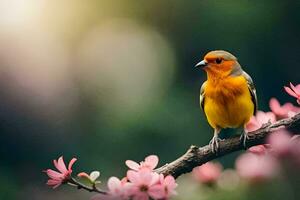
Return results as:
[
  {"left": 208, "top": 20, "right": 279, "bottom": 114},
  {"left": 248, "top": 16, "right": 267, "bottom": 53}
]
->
[{"left": 195, "top": 60, "right": 207, "bottom": 68}]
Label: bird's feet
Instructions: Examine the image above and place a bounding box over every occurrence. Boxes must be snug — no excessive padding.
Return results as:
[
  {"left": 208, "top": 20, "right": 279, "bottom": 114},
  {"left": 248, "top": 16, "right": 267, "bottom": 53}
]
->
[
  {"left": 240, "top": 130, "right": 249, "bottom": 149},
  {"left": 209, "top": 135, "right": 222, "bottom": 154}
]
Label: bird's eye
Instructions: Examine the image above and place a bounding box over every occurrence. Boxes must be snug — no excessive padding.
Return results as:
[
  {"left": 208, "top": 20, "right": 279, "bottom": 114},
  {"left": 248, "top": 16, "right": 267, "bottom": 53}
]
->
[{"left": 215, "top": 58, "right": 222, "bottom": 64}]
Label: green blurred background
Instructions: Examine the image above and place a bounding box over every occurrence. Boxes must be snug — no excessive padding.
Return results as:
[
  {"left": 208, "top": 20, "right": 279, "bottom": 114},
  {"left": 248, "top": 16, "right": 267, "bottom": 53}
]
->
[{"left": 0, "top": 0, "right": 299, "bottom": 199}]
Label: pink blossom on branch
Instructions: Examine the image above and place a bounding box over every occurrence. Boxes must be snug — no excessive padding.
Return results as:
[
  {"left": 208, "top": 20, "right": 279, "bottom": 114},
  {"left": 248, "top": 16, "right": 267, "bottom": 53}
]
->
[
  {"left": 235, "top": 153, "right": 279, "bottom": 183},
  {"left": 110, "top": 177, "right": 130, "bottom": 196},
  {"left": 269, "top": 98, "right": 300, "bottom": 119},
  {"left": 124, "top": 155, "right": 177, "bottom": 200},
  {"left": 127, "top": 169, "right": 164, "bottom": 200},
  {"left": 267, "top": 130, "right": 292, "bottom": 157},
  {"left": 126, "top": 155, "right": 159, "bottom": 171},
  {"left": 44, "top": 156, "right": 77, "bottom": 188},
  {"left": 157, "top": 175, "right": 177, "bottom": 199},
  {"left": 43, "top": 154, "right": 178, "bottom": 200},
  {"left": 284, "top": 82, "right": 300, "bottom": 105},
  {"left": 267, "top": 130, "right": 300, "bottom": 165},
  {"left": 192, "top": 162, "right": 222, "bottom": 184},
  {"left": 95, "top": 154, "right": 177, "bottom": 200},
  {"left": 245, "top": 111, "right": 276, "bottom": 132},
  {"left": 92, "top": 177, "right": 130, "bottom": 200},
  {"left": 245, "top": 111, "right": 275, "bottom": 156},
  {"left": 107, "top": 177, "right": 130, "bottom": 199}
]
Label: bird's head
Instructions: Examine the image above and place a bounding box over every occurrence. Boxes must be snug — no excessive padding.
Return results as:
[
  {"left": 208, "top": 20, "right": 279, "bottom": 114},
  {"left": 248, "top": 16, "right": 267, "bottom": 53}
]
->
[{"left": 195, "top": 50, "right": 240, "bottom": 76}]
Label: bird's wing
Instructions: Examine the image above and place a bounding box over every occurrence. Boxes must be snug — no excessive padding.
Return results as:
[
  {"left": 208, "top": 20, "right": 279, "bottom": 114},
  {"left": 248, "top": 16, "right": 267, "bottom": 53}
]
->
[
  {"left": 242, "top": 71, "right": 258, "bottom": 115},
  {"left": 200, "top": 81, "right": 207, "bottom": 111}
]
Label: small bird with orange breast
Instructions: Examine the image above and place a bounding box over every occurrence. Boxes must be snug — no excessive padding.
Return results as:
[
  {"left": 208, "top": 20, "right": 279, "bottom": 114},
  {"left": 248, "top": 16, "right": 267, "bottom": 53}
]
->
[{"left": 195, "top": 50, "right": 257, "bottom": 153}]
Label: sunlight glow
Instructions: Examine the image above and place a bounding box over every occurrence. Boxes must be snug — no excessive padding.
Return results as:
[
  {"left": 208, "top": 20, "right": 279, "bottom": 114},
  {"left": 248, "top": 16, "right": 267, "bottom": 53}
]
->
[{"left": 0, "top": 0, "right": 44, "bottom": 29}]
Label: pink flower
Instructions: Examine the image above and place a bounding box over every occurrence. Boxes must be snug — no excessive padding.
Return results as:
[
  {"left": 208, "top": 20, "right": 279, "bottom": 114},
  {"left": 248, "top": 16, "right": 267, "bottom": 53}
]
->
[
  {"left": 267, "top": 129, "right": 300, "bottom": 157},
  {"left": 248, "top": 145, "right": 270, "bottom": 155},
  {"left": 126, "top": 169, "right": 163, "bottom": 200},
  {"left": 284, "top": 82, "right": 300, "bottom": 105},
  {"left": 267, "top": 131, "right": 300, "bottom": 167},
  {"left": 44, "top": 156, "right": 77, "bottom": 188},
  {"left": 192, "top": 162, "right": 222, "bottom": 184},
  {"left": 245, "top": 111, "right": 276, "bottom": 132},
  {"left": 157, "top": 175, "right": 177, "bottom": 199},
  {"left": 106, "top": 177, "right": 131, "bottom": 199},
  {"left": 269, "top": 98, "right": 300, "bottom": 119},
  {"left": 126, "top": 155, "right": 159, "bottom": 171},
  {"left": 235, "top": 153, "right": 279, "bottom": 183},
  {"left": 267, "top": 130, "right": 292, "bottom": 156},
  {"left": 92, "top": 177, "right": 131, "bottom": 200}
]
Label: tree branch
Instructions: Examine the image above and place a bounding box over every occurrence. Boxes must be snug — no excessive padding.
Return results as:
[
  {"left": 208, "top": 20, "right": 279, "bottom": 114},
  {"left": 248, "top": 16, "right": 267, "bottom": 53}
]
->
[{"left": 155, "top": 113, "right": 300, "bottom": 179}]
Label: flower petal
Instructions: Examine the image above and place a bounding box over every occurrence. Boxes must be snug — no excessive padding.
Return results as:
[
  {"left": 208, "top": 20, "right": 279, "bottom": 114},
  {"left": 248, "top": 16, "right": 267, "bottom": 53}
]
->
[
  {"left": 148, "top": 185, "right": 165, "bottom": 199},
  {"left": 90, "top": 171, "right": 100, "bottom": 182},
  {"left": 268, "top": 130, "right": 292, "bottom": 156},
  {"left": 164, "top": 175, "right": 176, "bottom": 186},
  {"left": 245, "top": 116, "right": 260, "bottom": 132},
  {"left": 248, "top": 145, "right": 267, "bottom": 155},
  {"left": 127, "top": 170, "right": 140, "bottom": 184},
  {"left": 78, "top": 172, "right": 89, "bottom": 177},
  {"left": 47, "top": 179, "right": 61, "bottom": 185},
  {"left": 161, "top": 175, "right": 177, "bottom": 194},
  {"left": 47, "top": 179, "right": 62, "bottom": 188},
  {"left": 235, "top": 153, "right": 279, "bottom": 182},
  {"left": 108, "top": 177, "right": 121, "bottom": 192},
  {"left": 192, "top": 162, "right": 222, "bottom": 184},
  {"left": 256, "top": 111, "right": 275, "bottom": 124},
  {"left": 77, "top": 172, "right": 90, "bottom": 179},
  {"left": 46, "top": 169, "right": 64, "bottom": 180},
  {"left": 269, "top": 98, "right": 280, "bottom": 110},
  {"left": 144, "top": 155, "right": 159, "bottom": 170},
  {"left": 149, "top": 172, "right": 160, "bottom": 185},
  {"left": 54, "top": 156, "right": 68, "bottom": 174},
  {"left": 290, "top": 83, "right": 300, "bottom": 96},
  {"left": 125, "top": 160, "right": 140, "bottom": 171},
  {"left": 284, "top": 86, "right": 298, "bottom": 98},
  {"left": 68, "top": 158, "right": 77, "bottom": 172},
  {"left": 138, "top": 170, "right": 153, "bottom": 185}
]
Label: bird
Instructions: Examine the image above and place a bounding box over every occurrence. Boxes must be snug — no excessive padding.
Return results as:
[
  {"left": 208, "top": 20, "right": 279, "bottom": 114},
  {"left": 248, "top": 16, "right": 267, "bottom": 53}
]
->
[{"left": 195, "top": 50, "right": 257, "bottom": 153}]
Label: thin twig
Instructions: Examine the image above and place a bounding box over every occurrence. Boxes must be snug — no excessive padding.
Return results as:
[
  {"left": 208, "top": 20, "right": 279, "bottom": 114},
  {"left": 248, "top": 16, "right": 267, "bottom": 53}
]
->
[
  {"left": 68, "top": 177, "right": 107, "bottom": 194},
  {"left": 155, "top": 113, "right": 300, "bottom": 178}
]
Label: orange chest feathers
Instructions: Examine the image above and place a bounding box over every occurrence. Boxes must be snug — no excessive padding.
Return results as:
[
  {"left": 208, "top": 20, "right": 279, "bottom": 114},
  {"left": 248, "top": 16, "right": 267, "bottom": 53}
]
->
[{"left": 205, "top": 76, "right": 249, "bottom": 104}]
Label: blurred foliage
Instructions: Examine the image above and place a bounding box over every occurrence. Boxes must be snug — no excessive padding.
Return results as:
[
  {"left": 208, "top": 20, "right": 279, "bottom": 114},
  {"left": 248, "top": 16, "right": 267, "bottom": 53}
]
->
[
  {"left": 0, "top": 0, "right": 299, "bottom": 199},
  {"left": 175, "top": 170, "right": 300, "bottom": 200}
]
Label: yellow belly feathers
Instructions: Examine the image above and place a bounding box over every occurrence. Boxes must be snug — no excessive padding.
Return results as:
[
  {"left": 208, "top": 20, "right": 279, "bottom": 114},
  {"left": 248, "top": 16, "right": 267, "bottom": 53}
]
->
[{"left": 203, "top": 76, "right": 254, "bottom": 129}]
